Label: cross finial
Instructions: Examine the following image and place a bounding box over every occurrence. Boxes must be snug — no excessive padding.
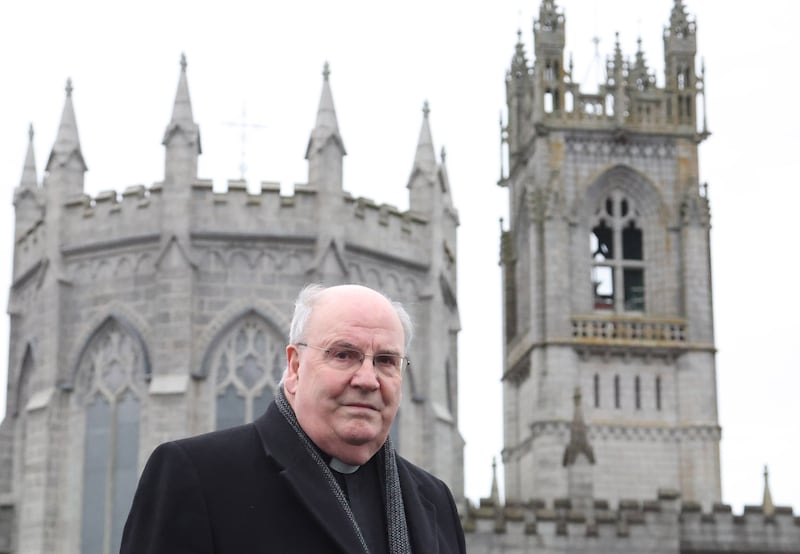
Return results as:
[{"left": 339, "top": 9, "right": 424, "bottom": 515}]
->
[
  {"left": 422, "top": 100, "right": 430, "bottom": 119},
  {"left": 65, "top": 78, "right": 73, "bottom": 98},
  {"left": 323, "top": 61, "right": 330, "bottom": 81},
  {"left": 574, "top": 386, "right": 582, "bottom": 405},
  {"left": 180, "top": 52, "right": 187, "bottom": 71},
  {"left": 28, "top": 123, "right": 34, "bottom": 142}
]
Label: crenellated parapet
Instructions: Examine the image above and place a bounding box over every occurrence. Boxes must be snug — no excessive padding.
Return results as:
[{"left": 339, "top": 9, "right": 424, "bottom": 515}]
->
[
  {"left": 34, "top": 178, "right": 434, "bottom": 290},
  {"left": 463, "top": 489, "right": 800, "bottom": 553}
]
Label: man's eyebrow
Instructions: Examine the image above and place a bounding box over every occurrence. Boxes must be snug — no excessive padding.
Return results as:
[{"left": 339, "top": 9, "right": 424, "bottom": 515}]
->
[{"left": 330, "top": 340, "right": 402, "bottom": 356}]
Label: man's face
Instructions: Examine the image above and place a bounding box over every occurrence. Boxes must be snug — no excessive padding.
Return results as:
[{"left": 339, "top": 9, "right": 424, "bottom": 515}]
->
[{"left": 284, "top": 286, "right": 404, "bottom": 465}]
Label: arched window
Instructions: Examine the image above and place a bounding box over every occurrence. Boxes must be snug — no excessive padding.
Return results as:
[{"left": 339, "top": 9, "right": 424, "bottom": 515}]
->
[
  {"left": 210, "top": 313, "right": 285, "bottom": 430},
  {"left": 634, "top": 376, "right": 642, "bottom": 410},
  {"left": 76, "top": 318, "right": 147, "bottom": 554},
  {"left": 614, "top": 374, "right": 621, "bottom": 409},
  {"left": 590, "top": 190, "right": 645, "bottom": 312},
  {"left": 593, "top": 373, "right": 600, "bottom": 408}
]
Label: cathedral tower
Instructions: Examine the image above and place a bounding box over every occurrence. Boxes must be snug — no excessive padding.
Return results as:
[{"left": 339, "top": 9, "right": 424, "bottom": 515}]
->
[{"left": 498, "top": 0, "right": 719, "bottom": 508}]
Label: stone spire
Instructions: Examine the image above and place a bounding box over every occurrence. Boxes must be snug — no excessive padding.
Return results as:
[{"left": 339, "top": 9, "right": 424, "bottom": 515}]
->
[
  {"left": 510, "top": 30, "right": 529, "bottom": 79},
  {"left": 164, "top": 53, "right": 198, "bottom": 140},
  {"left": 306, "top": 62, "right": 345, "bottom": 195},
  {"left": 537, "top": 0, "right": 562, "bottom": 32},
  {"left": 762, "top": 465, "right": 775, "bottom": 517},
  {"left": 45, "top": 78, "right": 87, "bottom": 175},
  {"left": 20, "top": 124, "right": 38, "bottom": 188},
  {"left": 608, "top": 32, "right": 626, "bottom": 125},
  {"left": 438, "top": 146, "right": 454, "bottom": 203},
  {"left": 631, "top": 37, "right": 655, "bottom": 91},
  {"left": 668, "top": 0, "right": 695, "bottom": 39},
  {"left": 490, "top": 457, "right": 500, "bottom": 506},
  {"left": 411, "top": 101, "right": 436, "bottom": 177},
  {"left": 14, "top": 124, "right": 44, "bottom": 236},
  {"left": 407, "top": 101, "right": 441, "bottom": 215},
  {"left": 563, "top": 387, "right": 595, "bottom": 466},
  {"left": 306, "top": 61, "right": 345, "bottom": 155},
  {"left": 162, "top": 53, "right": 201, "bottom": 183}
]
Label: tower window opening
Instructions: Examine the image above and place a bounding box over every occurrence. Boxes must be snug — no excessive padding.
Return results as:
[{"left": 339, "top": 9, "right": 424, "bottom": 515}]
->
[
  {"left": 614, "top": 375, "right": 621, "bottom": 408},
  {"left": 591, "top": 266, "right": 614, "bottom": 310},
  {"left": 593, "top": 374, "right": 600, "bottom": 407},
  {"left": 605, "top": 94, "right": 614, "bottom": 116},
  {"left": 591, "top": 220, "right": 613, "bottom": 260},
  {"left": 622, "top": 221, "right": 642, "bottom": 260},
  {"left": 590, "top": 191, "right": 646, "bottom": 313},
  {"left": 544, "top": 91, "right": 554, "bottom": 113},
  {"left": 634, "top": 376, "right": 641, "bottom": 410},
  {"left": 545, "top": 62, "right": 555, "bottom": 81},
  {"left": 656, "top": 376, "right": 662, "bottom": 410},
  {"left": 623, "top": 268, "right": 645, "bottom": 311}
]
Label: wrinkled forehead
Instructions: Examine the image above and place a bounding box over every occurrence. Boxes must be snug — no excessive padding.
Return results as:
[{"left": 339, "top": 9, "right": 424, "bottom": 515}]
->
[{"left": 307, "top": 287, "right": 405, "bottom": 346}]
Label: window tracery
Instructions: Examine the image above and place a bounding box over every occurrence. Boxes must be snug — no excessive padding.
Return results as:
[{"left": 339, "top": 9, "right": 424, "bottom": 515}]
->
[
  {"left": 590, "top": 190, "right": 645, "bottom": 312},
  {"left": 76, "top": 318, "right": 147, "bottom": 554},
  {"left": 211, "top": 313, "right": 284, "bottom": 430}
]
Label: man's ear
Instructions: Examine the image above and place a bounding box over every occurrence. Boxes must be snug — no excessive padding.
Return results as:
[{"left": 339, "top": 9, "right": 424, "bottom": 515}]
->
[{"left": 284, "top": 344, "right": 301, "bottom": 394}]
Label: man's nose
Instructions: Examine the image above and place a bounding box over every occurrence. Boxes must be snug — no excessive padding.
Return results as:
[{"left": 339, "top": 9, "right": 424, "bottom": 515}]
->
[{"left": 349, "top": 358, "right": 380, "bottom": 389}]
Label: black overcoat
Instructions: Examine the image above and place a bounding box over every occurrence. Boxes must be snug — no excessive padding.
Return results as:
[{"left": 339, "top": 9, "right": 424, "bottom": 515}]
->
[{"left": 120, "top": 401, "right": 466, "bottom": 553}]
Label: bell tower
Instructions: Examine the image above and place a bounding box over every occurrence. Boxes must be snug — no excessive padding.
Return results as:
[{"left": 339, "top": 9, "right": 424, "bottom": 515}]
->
[{"left": 498, "top": 0, "right": 719, "bottom": 508}]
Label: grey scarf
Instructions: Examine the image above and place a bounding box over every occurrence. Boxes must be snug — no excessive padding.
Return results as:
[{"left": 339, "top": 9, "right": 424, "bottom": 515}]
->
[{"left": 275, "top": 388, "right": 412, "bottom": 554}]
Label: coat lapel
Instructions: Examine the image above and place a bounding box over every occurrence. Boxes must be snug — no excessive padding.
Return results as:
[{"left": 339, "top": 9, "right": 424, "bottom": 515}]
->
[
  {"left": 397, "top": 462, "right": 440, "bottom": 554},
  {"left": 254, "top": 403, "right": 367, "bottom": 554}
]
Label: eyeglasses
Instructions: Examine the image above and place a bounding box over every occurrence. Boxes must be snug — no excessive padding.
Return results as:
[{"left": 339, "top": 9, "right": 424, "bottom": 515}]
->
[{"left": 296, "top": 342, "right": 409, "bottom": 375}]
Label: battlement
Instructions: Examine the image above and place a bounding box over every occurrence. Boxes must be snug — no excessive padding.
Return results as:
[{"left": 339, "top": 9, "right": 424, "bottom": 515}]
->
[
  {"left": 10, "top": 176, "right": 433, "bottom": 282},
  {"left": 463, "top": 491, "right": 800, "bottom": 553}
]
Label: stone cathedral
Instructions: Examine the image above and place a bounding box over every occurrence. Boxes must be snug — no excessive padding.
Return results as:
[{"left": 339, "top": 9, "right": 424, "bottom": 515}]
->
[{"left": 2, "top": 1, "right": 799, "bottom": 554}]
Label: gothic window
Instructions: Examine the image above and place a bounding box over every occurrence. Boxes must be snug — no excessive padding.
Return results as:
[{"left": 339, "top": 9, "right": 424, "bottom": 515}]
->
[
  {"left": 590, "top": 190, "right": 645, "bottom": 312},
  {"left": 634, "top": 376, "right": 642, "bottom": 410},
  {"left": 76, "top": 318, "right": 147, "bottom": 554},
  {"left": 211, "top": 313, "right": 285, "bottom": 430},
  {"left": 2, "top": 348, "right": 34, "bottom": 495},
  {"left": 614, "top": 375, "right": 621, "bottom": 409},
  {"left": 655, "top": 376, "right": 662, "bottom": 411},
  {"left": 593, "top": 374, "right": 600, "bottom": 408}
]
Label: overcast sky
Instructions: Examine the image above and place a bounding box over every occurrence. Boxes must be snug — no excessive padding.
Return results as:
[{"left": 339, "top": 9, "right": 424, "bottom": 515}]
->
[{"left": 1, "top": 0, "right": 798, "bottom": 512}]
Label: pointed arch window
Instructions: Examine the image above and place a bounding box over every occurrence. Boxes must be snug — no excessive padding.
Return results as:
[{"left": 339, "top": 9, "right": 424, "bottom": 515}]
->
[
  {"left": 2, "top": 348, "right": 35, "bottom": 495},
  {"left": 76, "top": 318, "right": 148, "bottom": 554},
  {"left": 210, "top": 313, "right": 285, "bottom": 430},
  {"left": 590, "top": 190, "right": 645, "bottom": 312}
]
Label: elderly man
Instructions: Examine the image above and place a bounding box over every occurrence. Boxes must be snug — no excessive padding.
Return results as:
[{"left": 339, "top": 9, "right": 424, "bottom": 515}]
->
[{"left": 120, "top": 283, "right": 466, "bottom": 553}]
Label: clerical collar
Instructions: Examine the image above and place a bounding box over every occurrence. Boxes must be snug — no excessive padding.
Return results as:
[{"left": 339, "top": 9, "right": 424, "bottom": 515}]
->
[{"left": 329, "top": 457, "right": 360, "bottom": 474}]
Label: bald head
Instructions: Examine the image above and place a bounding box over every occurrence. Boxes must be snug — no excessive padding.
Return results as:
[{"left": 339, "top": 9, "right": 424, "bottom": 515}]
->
[{"left": 283, "top": 283, "right": 412, "bottom": 464}]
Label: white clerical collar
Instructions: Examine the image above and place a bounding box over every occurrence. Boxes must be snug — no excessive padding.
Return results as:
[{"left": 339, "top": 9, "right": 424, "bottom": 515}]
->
[{"left": 329, "top": 457, "right": 360, "bottom": 474}]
